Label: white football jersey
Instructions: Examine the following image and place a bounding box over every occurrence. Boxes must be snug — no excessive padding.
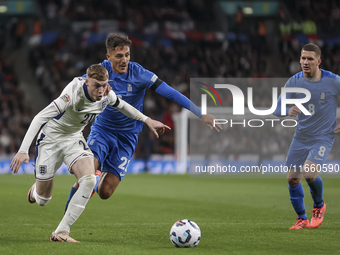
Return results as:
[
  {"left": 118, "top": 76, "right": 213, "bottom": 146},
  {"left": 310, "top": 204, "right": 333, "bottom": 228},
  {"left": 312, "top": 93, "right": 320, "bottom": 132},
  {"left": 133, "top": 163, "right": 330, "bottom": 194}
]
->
[
  {"left": 42, "top": 77, "right": 118, "bottom": 140},
  {"left": 18, "top": 76, "right": 148, "bottom": 154}
]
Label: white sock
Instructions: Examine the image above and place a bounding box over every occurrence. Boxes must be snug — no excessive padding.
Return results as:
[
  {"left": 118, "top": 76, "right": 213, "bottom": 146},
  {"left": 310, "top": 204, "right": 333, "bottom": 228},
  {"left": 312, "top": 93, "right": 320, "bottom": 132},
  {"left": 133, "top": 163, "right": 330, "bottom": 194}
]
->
[
  {"left": 55, "top": 174, "right": 96, "bottom": 233},
  {"left": 33, "top": 183, "right": 52, "bottom": 206}
]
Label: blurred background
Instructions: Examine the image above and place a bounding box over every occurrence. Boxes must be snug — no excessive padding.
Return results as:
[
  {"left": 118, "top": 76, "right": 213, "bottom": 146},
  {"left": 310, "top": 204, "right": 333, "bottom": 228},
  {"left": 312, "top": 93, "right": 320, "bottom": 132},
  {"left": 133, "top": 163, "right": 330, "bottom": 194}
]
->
[{"left": 1, "top": 0, "right": 340, "bottom": 174}]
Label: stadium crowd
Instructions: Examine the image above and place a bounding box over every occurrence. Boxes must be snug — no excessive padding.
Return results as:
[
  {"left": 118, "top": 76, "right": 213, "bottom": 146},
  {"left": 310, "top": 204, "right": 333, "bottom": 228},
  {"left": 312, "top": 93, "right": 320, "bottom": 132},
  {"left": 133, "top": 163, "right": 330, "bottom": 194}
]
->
[
  {"left": 27, "top": 0, "right": 268, "bottom": 159},
  {"left": 0, "top": 51, "right": 34, "bottom": 159},
  {"left": 279, "top": 0, "right": 340, "bottom": 76},
  {"left": 2, "top": 0, "right": 340, "bottom": 161}
]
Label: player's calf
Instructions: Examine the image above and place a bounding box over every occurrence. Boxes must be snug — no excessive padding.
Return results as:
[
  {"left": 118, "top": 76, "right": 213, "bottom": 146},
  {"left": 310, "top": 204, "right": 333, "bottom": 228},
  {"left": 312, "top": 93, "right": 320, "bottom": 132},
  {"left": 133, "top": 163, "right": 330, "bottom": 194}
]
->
[
  {"left": 56, "top": 174, "right": 96, "bottom": 234},
  {"left": 27, "top": 183, "right": 36, "bottom": 204},
  {"left": 28, "top": 183, "right": 52, "bottom": 206},
  {"left": 97, "top": 172, "right": 120, "bottom": 200},
  {"left": 77, "top": 174, "right": 96, "bottom": 199},
  {"left": 64, "top": 171, "right": 101, "bottom": 213}
]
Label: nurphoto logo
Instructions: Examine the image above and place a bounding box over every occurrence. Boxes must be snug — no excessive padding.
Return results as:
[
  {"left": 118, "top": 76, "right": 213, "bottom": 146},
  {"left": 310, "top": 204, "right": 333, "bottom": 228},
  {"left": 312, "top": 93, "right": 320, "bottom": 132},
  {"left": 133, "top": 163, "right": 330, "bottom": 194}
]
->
[{"left": 198, "top": 83, "right": 312, "bottom": 128}]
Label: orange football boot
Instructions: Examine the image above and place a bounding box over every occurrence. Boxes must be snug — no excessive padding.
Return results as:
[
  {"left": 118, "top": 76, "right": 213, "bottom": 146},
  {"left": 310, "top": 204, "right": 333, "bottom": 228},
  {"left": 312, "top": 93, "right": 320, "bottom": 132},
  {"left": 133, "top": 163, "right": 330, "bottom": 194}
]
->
[
  {"left": 310, "top": 203, "right": 326, "bottom": 228},
  {"left": 289, "top": 218, "right": 310, "bottom": 229}
]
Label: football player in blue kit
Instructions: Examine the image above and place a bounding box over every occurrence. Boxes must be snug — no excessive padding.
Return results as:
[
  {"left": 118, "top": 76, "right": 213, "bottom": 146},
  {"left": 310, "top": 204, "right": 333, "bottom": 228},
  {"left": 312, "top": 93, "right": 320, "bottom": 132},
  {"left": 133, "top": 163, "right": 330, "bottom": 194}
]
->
[
  {"left": 273, "top": 43, "right": 340, "bottom": 229},
  {"left": 64, "top": 33, "right": 222, "bottom": 212}
]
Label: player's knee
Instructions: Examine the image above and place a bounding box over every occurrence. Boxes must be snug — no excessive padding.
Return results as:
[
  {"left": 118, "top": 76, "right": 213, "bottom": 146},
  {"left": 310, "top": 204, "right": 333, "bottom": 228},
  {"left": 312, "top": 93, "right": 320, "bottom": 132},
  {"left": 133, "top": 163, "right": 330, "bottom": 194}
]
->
[
  {"left": 287, "top": 178, "right": 300, "bottom": 186},
  {"left": 305, "top": 177, "right": 317, "bottom": 183},
  {"left": 78, "top": 174, "right": 96, "bottom": 190},
  {"left": 98, "top": 187, "right": 115, "bottom": 200},
  {"left": 98, "top": 190, "right": 111, "bottom": 200}
]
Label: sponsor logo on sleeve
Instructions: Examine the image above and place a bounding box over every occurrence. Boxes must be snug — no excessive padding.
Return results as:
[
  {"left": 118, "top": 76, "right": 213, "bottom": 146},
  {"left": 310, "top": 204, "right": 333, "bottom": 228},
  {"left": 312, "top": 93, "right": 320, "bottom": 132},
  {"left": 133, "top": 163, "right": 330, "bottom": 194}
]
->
[
  {"left": 60, "top": 94, "right": 71, "bottom": 103},
  {"left": 151, "top": 74, "right": 158, "bottom": 82}
]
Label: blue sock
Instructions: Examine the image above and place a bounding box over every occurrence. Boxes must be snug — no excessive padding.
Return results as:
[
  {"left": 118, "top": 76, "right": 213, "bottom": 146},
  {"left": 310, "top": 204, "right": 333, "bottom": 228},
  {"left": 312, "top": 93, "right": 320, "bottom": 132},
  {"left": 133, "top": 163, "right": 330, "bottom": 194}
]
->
[
  {"left": 307, "top": 176, "right": 324, "bottom": 208},
  {"left": 64, "top": 187, "right": 77, "bottom": 213},
  {"left": 289, "top": 183, "right": 307, "bottom": 220},
  {"left": 94, "top": 174, "right": 100, "bottom": 193}
]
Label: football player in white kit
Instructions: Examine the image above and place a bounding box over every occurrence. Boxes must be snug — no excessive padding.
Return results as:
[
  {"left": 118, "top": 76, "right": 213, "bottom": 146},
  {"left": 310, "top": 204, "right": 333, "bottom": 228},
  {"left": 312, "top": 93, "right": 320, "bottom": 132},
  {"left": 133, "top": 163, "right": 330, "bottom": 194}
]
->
[{"left": 10, "top": 64, "right": 170, "bottom": 242}]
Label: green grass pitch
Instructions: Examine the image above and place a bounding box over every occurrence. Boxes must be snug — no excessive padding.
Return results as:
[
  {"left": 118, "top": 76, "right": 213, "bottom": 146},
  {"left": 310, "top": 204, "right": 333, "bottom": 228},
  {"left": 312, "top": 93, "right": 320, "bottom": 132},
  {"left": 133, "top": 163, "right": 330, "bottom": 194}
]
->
[{"left": 0, "top": 173, "right": 339, "bottom": 255}]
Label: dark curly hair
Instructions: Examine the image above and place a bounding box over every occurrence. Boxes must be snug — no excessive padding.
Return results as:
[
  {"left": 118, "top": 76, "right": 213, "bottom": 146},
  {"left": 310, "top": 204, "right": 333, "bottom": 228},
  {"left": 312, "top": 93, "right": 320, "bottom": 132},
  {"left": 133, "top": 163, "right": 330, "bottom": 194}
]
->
[{"left": 106, "top": 33, "right": 132, "bottom": 52}]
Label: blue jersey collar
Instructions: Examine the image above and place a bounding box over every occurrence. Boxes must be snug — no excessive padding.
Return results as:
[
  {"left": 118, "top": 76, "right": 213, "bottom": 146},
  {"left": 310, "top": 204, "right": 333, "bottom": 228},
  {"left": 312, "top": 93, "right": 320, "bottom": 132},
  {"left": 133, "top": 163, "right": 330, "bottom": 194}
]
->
[
  {"left": 118, "top": 71, "right": 129, "bottom": 80},
  {"left": 83, "top": 83, "right": 95, "bottom": 102},
  {"left": 320, "top": 69, "right": 325, "bottom": 78},
  {"left": 110, "top": 63, "right": 130, "bottom": 80}
]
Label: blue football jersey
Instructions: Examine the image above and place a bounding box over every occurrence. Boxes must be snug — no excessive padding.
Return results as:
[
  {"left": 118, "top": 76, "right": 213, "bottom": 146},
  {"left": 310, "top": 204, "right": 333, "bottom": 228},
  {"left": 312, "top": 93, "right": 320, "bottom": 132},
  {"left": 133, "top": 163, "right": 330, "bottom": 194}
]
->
[
  {"left": 92, "top": 60, "right": 158, "bottom": 133},
  {"left": 284, "top": 69, "right": 340, "bottom": 138}
]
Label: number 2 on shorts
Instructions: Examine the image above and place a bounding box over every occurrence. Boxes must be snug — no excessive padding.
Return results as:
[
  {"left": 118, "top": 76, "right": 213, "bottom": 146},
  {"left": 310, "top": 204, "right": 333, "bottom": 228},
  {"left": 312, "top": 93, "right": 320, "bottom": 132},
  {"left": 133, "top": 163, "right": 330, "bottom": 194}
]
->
[{"left": 118, "top": 157, "right": 131, "bottom": 172}]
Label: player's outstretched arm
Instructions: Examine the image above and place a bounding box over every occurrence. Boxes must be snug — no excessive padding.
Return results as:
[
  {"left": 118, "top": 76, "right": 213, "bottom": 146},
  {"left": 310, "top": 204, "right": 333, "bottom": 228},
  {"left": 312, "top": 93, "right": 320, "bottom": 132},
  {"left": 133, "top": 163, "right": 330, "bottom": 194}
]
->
[
  {"left": 108, "top": 92, "right": 171, "bottom": 138},
  {"left": 145, "top": 118, "right": 171, "bottom": 138},
  {"left": 112, "top": 98, "right": 148, "bottom": 122},
  {"left": 10, "top": 153, "right": 29, "bottom": 173},
  {"left": 11, "top": 102, "right": 60, "bottom": 174},
  {"left": 200, "top": 114, "right": 222, "bottom": 132},
  {"left": 288, "top": 106, "right": 301, "bottom": 117},
  {"left": 153, "top": 82, "right": 222, "bottom": 132}
]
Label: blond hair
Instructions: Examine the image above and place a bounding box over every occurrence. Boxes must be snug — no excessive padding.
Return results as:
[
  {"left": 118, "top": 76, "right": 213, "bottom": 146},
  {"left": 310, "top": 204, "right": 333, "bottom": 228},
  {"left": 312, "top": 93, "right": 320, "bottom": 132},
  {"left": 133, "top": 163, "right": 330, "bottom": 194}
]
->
[{"left": 86, "top": 64, "right": 108, "bottom": 81}]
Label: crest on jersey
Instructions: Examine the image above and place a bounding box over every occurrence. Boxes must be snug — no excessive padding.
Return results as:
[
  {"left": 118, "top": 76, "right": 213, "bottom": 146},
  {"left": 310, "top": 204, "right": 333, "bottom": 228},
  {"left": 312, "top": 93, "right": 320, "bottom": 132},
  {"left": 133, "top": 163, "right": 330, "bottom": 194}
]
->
[
  {"left": 127, "top": 83, "right": 132, "bottom": 92},
  {"left": 101, "top": 98, "right": 108, "bottom": 110},
  {"left": 60, "top": 94, "right": 70, "bottom": 103},
  {"left": 39, "top": 165, "right": 47, "bottom": 175},
  {"left": 320, "top": 92, "right": 326, "bottom": 104}
]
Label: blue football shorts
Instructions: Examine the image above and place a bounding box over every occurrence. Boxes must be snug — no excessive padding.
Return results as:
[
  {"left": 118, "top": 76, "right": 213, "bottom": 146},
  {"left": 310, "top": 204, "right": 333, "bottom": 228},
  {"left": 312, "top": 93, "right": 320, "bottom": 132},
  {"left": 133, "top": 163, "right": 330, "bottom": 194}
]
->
[
  {"left": 87, "top": 127, "right": 139, "bottom": 180},
  {"left": 285, "top": 136, "right": 335, "bottom": 171}
]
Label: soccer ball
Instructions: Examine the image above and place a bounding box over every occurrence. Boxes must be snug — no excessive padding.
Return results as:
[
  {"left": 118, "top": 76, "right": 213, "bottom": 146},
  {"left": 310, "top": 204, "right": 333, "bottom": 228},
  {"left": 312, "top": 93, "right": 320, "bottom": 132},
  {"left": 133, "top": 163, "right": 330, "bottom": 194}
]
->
[{"left": 169, "top": 219, "right": 201, "bottom": 248}]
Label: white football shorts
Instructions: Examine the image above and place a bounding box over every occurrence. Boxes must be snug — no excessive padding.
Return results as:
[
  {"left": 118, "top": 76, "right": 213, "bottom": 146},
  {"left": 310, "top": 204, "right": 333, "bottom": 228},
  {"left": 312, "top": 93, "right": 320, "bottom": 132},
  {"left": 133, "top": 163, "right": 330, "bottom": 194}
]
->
[{"left": 34, "top": 132, "right": 94, "bottom": 181}]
